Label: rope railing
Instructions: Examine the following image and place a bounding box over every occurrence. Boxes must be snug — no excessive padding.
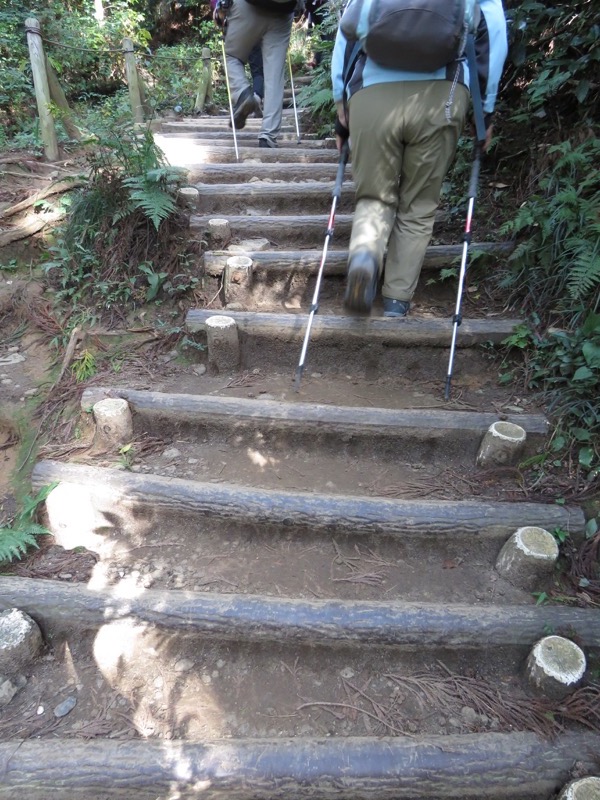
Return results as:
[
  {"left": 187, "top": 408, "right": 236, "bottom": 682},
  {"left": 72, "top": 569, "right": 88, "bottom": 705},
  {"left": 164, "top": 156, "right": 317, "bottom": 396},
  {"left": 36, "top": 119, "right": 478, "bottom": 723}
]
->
[{"left": 24, "top": 15, "right": 222, "bottom": 160}]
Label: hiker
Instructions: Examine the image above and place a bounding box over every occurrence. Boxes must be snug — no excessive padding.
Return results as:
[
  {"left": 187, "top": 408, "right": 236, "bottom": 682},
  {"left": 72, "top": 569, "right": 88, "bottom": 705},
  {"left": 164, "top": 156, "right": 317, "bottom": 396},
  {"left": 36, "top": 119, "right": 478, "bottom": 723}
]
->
[
  {"left": 331, "top": 0, "right": 508, "bottom": 317},
  {"left": 213, "top": 0, "right": 301, "bottom": 148},
  {"left": 212, "top": 2, "right": 264, "bottom": 116},
  {"left": 305, "top": 0, "right": 333, "bottom": 68}
]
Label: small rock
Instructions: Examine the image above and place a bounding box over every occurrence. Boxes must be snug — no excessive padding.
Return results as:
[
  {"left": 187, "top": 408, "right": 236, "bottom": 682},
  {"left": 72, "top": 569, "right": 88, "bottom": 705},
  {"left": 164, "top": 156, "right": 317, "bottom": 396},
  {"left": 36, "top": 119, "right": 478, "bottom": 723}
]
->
[
  {"left": 188, "top": 458, "right": 199, "bottom": 464},
  {"left": 53, "top": 695, "right": 77, "bottom": 718},
  {"left": 174, "top": 659, "right": 194, "bottom": 673},
  {"left": 58, "top": 573, "right": 72, "bottom": 580},
  {"left": 340, "top": 667, "right": 355, "bottom": 679},
  {"left": 36, "top": 705, "right": 44, "bottom": 715},
  {"left": 0, "top": 677, "right": 20, "bottom": 706},
  {"left": 193, "top": 364, "right": 207, "bottom": 376},
  {"left": 460, "top": 706, "right": 478, "bottom": 725},
  {"left": 162, "top": 448, "right": 181, "bottom": 460},
  {"left": 201, "top": 674, "right": 212, "bottom": 685}
]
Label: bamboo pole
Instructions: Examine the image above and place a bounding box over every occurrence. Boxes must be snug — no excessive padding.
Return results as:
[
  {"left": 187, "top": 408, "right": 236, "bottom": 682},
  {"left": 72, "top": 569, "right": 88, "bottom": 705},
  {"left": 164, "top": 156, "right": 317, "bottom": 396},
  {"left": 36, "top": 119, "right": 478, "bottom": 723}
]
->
[
  {"left": 122, "top": 37, "right": 144, "bottom": 123},
  {"left": 25, "top": 18, "right": 59, "bottom": 161}
]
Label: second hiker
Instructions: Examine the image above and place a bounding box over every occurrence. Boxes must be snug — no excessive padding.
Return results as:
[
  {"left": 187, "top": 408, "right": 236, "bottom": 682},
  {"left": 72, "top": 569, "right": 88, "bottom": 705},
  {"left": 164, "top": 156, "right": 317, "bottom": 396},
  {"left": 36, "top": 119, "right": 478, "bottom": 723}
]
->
[
  {"left": 331, "top": 0, "right": 508, "bottom": 317},
  {"left": 215, "top": 0, "right": 301, "bottom": 148}
]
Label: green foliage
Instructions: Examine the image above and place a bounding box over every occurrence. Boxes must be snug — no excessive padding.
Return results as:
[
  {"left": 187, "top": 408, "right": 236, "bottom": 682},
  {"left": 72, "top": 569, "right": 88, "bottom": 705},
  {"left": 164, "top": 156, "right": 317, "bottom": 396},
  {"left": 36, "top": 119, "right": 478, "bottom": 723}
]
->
[
  {"left": 0, "top": 484, "right": 57, "bottom": 564},
  {"left": 71, "top": 349, "right": 97, "bottom": 382},
  {"left": 43, "top": 123, "right": 191, "bottom": 310},
  {"left": 504, "top": 0, "right": 600, "bottom": 125},
  {"left": 500, "top": 312, "right": 600, "bottom": 482},
  {"left": 499, "top": 138, "right": 600, "bottom": 319}
]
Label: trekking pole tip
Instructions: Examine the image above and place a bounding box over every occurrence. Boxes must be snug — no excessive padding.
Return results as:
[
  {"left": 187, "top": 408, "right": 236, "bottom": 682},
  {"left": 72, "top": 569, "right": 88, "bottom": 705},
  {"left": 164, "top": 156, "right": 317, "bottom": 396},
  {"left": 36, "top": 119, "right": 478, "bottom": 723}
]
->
[
  {"left": 444, "top": 377, "right": 452, "bottom": 401},
  {"left": 293, "top": 366, "right": 303, "bottom": 393}
]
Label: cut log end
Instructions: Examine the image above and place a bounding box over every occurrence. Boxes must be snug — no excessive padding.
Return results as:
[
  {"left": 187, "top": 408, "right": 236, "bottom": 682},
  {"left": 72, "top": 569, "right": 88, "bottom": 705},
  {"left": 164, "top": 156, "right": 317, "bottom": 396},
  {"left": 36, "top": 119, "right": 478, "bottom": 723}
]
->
[
  {"left": 495, "top": 526, "right": 559, "bottom": 588},
  {"left": 558, "top": 777, "right": 600, "bottom": 800},
  {"left": 92, "top": 398, "right": 133, "bottom": 450},
  {"left": 477, "top": 420, "right": 527, "bottom": 467},
  {"left": 526, "top": 635, "right": 586, "bottom": 700},
  {"left": 205, "top": 315, "right": 240, "bottom": 373}
]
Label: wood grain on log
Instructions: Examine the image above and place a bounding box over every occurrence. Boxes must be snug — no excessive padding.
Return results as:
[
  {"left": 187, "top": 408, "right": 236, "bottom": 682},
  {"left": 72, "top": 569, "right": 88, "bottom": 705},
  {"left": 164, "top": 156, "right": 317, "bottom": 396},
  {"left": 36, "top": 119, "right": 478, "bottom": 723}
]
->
[
  {"left": 186, "top": 309, "right": 523, "bottom": 346},
  {"left": 202, "top": 242, "right": 515, "bottom": 275},
  {"left": 1, "top": 733, "right": 599, "bottom": 799},
  {"left": 34, "top": 460, "right": 583, "bottom": 539}
]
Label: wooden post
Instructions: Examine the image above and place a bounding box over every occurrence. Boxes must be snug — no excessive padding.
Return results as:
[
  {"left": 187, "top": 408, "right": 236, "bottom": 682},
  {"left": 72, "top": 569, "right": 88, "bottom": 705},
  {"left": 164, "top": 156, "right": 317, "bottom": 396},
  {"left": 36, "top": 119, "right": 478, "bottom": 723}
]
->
[
  {"left": 25, "top": 18, "right": 59, "bottom": 162},
  {"left": 194, "top": 47, "right": 213, "bottom": 113},
  {"left": 122, "top": 37, "right": 144, "bottom": 123},
  {"left": 136, "top": 66, "right": 152, "bottom": 118},
  {"left": 44, "top": 57, "right": 83, "bottom": 141}
]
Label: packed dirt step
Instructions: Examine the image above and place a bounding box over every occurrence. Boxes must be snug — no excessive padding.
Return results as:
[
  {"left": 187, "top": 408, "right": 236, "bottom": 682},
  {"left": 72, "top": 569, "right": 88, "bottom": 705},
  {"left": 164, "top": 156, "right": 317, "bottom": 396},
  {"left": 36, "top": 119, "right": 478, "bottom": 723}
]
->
[{"left": 1, "top": 106, "right": 598, "bottom": 800}]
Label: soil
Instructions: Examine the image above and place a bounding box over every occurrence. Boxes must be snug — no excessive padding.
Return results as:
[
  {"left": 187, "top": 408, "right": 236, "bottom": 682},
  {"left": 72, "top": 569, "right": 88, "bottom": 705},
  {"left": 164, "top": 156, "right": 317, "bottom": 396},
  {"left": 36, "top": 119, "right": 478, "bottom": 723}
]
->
[{"left": 1, "top": 112, "right": 598, "bottom": 797}]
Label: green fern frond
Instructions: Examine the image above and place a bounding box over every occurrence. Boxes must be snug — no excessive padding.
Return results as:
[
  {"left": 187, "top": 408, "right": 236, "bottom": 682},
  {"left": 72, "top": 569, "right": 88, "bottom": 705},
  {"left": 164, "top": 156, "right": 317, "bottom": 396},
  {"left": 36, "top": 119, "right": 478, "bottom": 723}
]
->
[
  {"left": 122, "top": 177, "right": 177, "bottom": 230},
  {"left": 567, "top": 248, "right": 600, "bottom": 300},
  {"left": 0, "top": 526, "right": 43, "bottom": 562}
]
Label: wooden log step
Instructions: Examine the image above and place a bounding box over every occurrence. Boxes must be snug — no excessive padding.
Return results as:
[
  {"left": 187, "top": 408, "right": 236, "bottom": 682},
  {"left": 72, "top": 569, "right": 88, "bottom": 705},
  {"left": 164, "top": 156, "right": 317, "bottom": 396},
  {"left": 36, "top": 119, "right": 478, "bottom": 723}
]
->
[
  {"left": 203, "top": 242, "right": 514, "bottom": 275},
  {"left": 1, "top": 732, "right": 599, "bottom": 799},
  {"left": 187, "top": 162, "right": 343, "bottom": 182},
  {"left": 195, "top": 181, "right": 355, "bottom": 213},
  {"left": 191, "top": 212, "right": 354, "bottom": 245},
  {"left": 3, "top": 575, "right": 600, "bottom": 646},
  {"left": 154, "top": 137, "right": 340, "bottom": 164},
  {"left": 158, "top": 124, "right": 320, "bottom": 141},
  {"left": 186, "top": 309, "right": 523, "bottom": 347},
  {"left": 32, "top": 460, "right": 583, "bottom": 540},
  {"left": 79, "top": 388, "right": 548, "bottom": 460},
  {"left": 159, "top": 131, "right": 335, "bottom": 149}
]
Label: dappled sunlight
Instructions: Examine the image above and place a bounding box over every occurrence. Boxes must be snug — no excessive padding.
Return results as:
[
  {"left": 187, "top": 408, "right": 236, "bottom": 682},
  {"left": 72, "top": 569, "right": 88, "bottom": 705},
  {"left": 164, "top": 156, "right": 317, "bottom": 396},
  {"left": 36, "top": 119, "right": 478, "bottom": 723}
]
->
[
  {"left": 45, "top": 482, "right": 119, "bottom": 557},
  {"left": 93, "top": 620, "right": 227, "bottom": 740},
  {"left": 153, "top": 134, "right": 212, "bottom": 168},
  {"left": 246, "top": 447, "right": 281, "bottom": 471}
]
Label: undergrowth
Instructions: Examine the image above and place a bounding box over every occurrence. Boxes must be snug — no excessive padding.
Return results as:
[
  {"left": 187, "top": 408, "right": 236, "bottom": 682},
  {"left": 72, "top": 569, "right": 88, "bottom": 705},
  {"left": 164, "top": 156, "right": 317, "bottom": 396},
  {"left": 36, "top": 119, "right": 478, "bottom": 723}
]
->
[{"left": 43, "top": 124, "right": 199, "bottom": 315}]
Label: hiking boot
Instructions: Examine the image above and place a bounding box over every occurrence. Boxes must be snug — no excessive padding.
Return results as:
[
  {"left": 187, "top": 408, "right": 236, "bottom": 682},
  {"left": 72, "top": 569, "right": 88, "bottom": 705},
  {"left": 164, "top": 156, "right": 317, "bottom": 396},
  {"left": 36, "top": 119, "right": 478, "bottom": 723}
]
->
[
  {"left": 383, "top": 297, "right": 410, "bottom": 317},
  {"left": 258, "top": 136, "right": 277, "bottom": 148},
  {"left": 344, "top": 250, "right": 378, "bottom": 314},
  {"left": 230, "top": 87, "right": 256, "bottom": 130}
]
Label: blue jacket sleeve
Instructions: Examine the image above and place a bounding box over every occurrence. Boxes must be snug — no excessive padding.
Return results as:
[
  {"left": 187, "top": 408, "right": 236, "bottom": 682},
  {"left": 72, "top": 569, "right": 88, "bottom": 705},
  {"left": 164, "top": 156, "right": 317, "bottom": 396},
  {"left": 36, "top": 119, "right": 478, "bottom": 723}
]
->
[
  {"left": 331, "top": 26, "right": 349, "bottom": 104},
  {"left": 478, "top": 0, "right": 508, "bottom": 114}
]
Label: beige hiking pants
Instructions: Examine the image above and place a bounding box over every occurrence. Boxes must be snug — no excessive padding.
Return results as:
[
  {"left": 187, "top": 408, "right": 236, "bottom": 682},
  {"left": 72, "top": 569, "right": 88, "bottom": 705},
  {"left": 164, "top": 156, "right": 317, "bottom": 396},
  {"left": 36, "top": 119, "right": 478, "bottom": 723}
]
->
[{"left": 348, "top": 80, "right": 469, "bottom": 302}]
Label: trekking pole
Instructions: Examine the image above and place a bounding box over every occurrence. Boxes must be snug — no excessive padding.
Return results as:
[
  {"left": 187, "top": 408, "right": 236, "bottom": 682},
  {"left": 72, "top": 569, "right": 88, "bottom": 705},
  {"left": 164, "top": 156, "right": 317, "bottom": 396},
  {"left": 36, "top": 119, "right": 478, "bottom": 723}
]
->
[
  {"left": 221, "top": 37, "right": 240, "bottom": 161},
  {"left": 294, "top": 140, "right": 349, "bottom": 392},
  {"left": 444, "top": 142, "right": 482, "bottom": 401},
  {"left": 288, "top": 52, "right": 301, "bottom": 144}
]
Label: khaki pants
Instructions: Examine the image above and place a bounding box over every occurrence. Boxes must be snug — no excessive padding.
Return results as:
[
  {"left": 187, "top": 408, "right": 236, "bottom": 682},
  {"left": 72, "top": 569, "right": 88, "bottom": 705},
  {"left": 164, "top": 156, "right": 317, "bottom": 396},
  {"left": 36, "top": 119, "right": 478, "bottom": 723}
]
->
[
  {"left": 348, "top": 81, "right": 469, "bottom": 302},
  {"left": 224, "top": 0, "right": 293, "bottom": 143}
]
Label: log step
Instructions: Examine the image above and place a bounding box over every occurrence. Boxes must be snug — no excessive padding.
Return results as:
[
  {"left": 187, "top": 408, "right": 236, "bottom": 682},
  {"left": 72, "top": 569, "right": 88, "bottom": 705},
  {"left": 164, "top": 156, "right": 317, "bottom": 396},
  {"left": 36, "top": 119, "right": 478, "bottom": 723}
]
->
[
  {"left": 1, "top": 733, "right": 600, "bottom": 800},
  {"left": 158, "top": 125, "right": 321, "bottom": 141},
  {"left": 185, "top": 309, "right": 522, "bottom": 347},
  {"left": 3, "top": 576, "right": 600, "bottom": 647},
  {"left": 195, "top": 181, "right": 356, "bottom": 213},
  {"left": 202, "top": 242, "right": 514, "bottom": 275},
  {"left": 32, "top": 460, "right": 583, "bottom": 542},
  {"left": 154, "top": 136, "right": 340, "bottom": 165},
  {"left": 191, "top": 212, "right": 355, "bottom": 246},
  {"left": 78, "top": 388, "right": 549, "bottom": 462},
  {"left": 187, "top": 162, "right": 343, "bottom": 182},
  {"left": 159, "top": 131, "right": 335, "bottom": 149}
]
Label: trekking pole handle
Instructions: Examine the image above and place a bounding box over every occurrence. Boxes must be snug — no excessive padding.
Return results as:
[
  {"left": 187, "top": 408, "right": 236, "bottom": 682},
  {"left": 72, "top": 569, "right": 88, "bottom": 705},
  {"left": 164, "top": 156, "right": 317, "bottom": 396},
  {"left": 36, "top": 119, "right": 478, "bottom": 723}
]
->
[{"left": 333, "top": 141, "right": 350, "bottom": 200}]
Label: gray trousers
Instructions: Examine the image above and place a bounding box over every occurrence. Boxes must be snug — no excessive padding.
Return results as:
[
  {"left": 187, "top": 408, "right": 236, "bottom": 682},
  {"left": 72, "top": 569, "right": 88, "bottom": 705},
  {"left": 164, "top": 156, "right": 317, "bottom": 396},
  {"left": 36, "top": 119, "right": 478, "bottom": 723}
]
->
[
  {"left": 348, "top": 81, "right": 469, "bottom": 302},
  {"left": 224, "top": 0, "right": 293, "bottom": 143}
]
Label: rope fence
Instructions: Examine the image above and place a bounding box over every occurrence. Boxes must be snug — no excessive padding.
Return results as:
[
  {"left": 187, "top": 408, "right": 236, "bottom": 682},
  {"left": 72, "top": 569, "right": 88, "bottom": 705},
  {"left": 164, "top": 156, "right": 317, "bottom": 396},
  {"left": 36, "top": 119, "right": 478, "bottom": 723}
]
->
[
  {"left": 24, "top": 16, "right": 224, "bottom": 161},
  {"left": 23, "top": 14, "right": 311, "bottom": 162}
]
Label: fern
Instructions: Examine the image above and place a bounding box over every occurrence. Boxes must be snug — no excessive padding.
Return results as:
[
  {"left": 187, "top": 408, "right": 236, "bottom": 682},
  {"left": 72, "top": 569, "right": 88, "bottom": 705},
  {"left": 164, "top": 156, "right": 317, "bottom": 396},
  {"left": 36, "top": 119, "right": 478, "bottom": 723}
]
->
[
  {"left": 0, "top": 483, "right": 57, "bottom": 564},
  {"left": 122, "top": 176, "right": 178, "bottom": 230}
]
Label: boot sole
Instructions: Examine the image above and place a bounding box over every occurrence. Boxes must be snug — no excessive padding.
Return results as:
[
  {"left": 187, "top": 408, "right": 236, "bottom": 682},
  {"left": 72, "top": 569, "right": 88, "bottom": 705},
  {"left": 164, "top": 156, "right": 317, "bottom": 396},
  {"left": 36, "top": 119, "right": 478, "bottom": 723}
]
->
[
  {"left": 344, "top": 268, "right": 376, "bottom": 314},
  {"left": 233, "top": 96, "right": 258, "bottom": 130}
]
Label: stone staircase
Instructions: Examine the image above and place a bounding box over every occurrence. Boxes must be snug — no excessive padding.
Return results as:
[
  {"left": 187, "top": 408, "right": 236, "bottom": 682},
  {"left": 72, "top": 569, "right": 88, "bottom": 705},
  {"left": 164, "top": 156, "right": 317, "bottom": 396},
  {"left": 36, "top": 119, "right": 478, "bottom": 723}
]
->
[{"left": 1, "top": 108, "right": 599, "bottom": 798}]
